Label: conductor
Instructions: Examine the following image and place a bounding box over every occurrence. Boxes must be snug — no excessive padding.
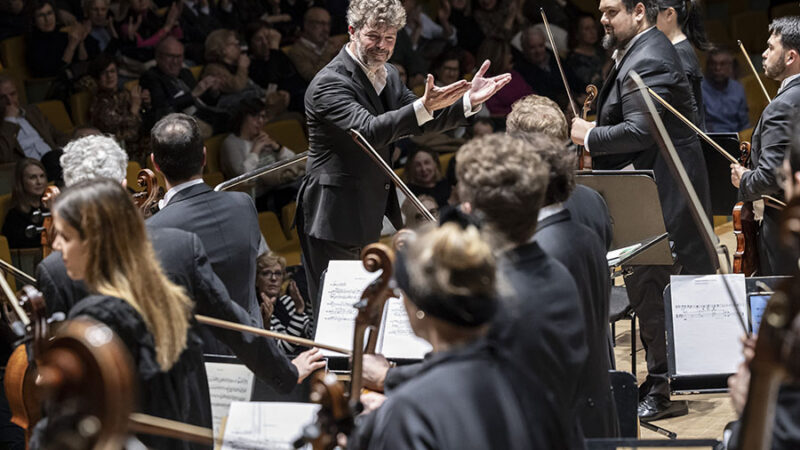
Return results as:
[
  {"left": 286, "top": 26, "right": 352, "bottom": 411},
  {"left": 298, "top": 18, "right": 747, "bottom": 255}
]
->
[{"left": 296, "top": 0, "right": 511, "bottom": 307}]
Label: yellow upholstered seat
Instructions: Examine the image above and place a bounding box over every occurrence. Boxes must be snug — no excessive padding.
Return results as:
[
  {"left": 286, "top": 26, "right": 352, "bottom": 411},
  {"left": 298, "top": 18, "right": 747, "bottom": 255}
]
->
[
  {"left": 264, "top": 119, "right": 308, "bottom": 154},
  {"left": 34, "top": 100, "right": 74, "bottom": 135},
  {"left": 203, "top": 134, "right": 227, "bottom": 174}
]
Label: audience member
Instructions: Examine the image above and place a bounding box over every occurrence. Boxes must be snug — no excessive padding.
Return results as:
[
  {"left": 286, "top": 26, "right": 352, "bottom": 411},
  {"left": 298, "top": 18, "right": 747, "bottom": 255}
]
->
[
  {"left": 471, "top": 117, "right": 495, "bottom": 137},
  {"left": 201, "top": 29, "right": 271, "bottom": 112},
  {"left": 448, "top": 0, "right": 484, "bottom": 54},
  {"left": 220, "top": 98, "right": 297, "bottom": 210},
  {"left": 256, "top": 253, "right": 312, "bottom": 355},
  {"left": 83, "top": 0, "right": 120, "bottom": 58},
  {"left": 400, "top": 194, "right": 439, "bottom": 229},
  {"left": 117, "top": 0, "right": 183, "bottom": 63},
  {"left": 2, "top": 159, "right": 48, "bottom": 249},
  {"left": 287, "top": 7, "right": 347, "bottom": 83},
  {"left": 88, "top": 55, "right": 150, "bottom": 164},
  {"left": 565, "top": 13, "right": 606, "bottom": 97},
  {"left": 404, "top": 148, "right": 452, "bottom": 207},
  {"left": 702, "top": 47, "right": 750, "bottom": 133},
  {"left": 0, "top": 0, "right": 29, "bottom": 41},
  {"left": 432, "top": 50, "right": 462, "bottom": 86},
  {"left": 402, "top": 0, "right": 457, "bottom": 61},
  {"left": 246, "top": 21, "right": 307, "bottom": 114},
  {"left": 178, "top": 0, "right": 223, "bottom": 62},
  {"left": 0, "top": 76, "right": 67, "bottom": 179},
  {"left": 473, "top": 0, "right": 524, "bottom": 41},
  {"left": 26, "top": 0, "right": 89, "bottom": 78},
  {"left": 140, "top": 37, "right": 222, "bottom": 136},
  {"left": 514, "top": 26, "right": 569, "bottom": 109},
  {"left": 478, "top": 38, "right": 533, "bottom": 116}
]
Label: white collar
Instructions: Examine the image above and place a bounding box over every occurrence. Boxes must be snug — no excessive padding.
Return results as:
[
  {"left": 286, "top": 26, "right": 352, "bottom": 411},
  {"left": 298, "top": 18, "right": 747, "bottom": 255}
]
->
[
  {"left": 537, "top": 202, "right": 564, "bottom": 222},
  {"left": 345, "top": 43, "right": 388, "bottom": 95},
  {"left": 612, "top": 26, "right": 654, "bottom": 68},
  {"left": 158, "top": 178, "right": 205, "bottom": 209},
  {"left": 779, "top": 73, "right": 800, "bottom": 93}
]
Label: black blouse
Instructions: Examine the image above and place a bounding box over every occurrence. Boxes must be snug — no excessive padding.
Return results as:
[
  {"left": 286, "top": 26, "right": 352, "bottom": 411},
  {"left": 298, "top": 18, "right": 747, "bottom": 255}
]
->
[
  {"left": 674, "top": 39, "right": 706, "bottom": 131},
  {"left": 2, "top": 206, "right": 45, "bottom": 249},
  {"left": 408, "top": 179, "right": 451, "bottom": 208}
]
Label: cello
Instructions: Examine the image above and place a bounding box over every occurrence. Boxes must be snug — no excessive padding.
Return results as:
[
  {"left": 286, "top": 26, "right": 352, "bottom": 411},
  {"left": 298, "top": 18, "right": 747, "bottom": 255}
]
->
[{"left": 733, "top": 141, "right": 760, "bottom": 275}]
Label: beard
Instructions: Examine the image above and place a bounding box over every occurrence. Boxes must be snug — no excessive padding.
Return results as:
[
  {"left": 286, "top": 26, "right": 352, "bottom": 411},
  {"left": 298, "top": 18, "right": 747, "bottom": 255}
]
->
[
  {"left": 764, "top": 54, "right": 786, "bottom": 80},
  {"left": 602, "top": 32, "right": 617, "bottom": 50},
  {"left": 354, "top": 39, "right": 390, "bottom": 71}
]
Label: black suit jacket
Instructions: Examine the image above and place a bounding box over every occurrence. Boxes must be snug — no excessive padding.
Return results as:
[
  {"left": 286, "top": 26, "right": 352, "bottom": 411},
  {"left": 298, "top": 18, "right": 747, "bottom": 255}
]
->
[
  {"left": 564, "top": 184, "right": 613, "bottom": 250},
  {"left": 140, "top": 66, "right": 208, "bottom": 129},
  {"left": 299, "top": 47, "right": 469, "bottom": 246},
  {"left": 147, "top": 183, "right": 264, "bottom": 328},
  {"left": 534, "top": 208, "right": 617, "bottom": 438},
  {"left": 588, "top": 28, "right": 714, "bottom": 275},
  {"left": 36, "top": 226, "right": 298, "bottom": 392}
]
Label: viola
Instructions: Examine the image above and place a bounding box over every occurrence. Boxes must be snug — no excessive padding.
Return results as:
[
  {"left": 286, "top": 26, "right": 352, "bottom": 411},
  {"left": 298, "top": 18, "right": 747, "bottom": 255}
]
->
[
  {"left": 733, "top": 142, "right": 759, "bottom": 276},
  {"left": 131, "top": 169, "right": 162, "bottom": 218},
  {"left": 578, "top": 85, "right": 598, "bottom": 170}
]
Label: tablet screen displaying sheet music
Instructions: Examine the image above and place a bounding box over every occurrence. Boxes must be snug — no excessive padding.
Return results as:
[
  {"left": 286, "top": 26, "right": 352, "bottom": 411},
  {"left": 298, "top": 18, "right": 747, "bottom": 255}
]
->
[
  {"left": 748, "top": 294, "right": 770, "bottom": 334},
  {"left": 314, "top": 260, "right": 432, "bottom": 359}
]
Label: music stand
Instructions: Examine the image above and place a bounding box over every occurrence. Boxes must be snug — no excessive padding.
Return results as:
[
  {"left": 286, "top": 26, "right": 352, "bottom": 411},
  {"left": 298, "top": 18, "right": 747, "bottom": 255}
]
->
[
  {"left": 576, "top": 170, "right": 674, "bottom": 268},
  {"left": 699, "top": 132, "right": 740, "bottom": 216}
]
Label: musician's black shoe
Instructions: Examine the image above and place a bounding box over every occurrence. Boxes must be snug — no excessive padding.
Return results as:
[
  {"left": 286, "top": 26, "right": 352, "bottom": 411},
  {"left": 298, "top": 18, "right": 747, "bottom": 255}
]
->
[{"left": 638, "top": 395, "right": 688, "bottom": 421}]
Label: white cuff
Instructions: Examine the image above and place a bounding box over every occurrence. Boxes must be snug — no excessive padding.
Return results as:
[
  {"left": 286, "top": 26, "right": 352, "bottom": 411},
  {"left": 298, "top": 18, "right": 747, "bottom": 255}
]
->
[
  {"left": 463, "top": 93, "right": 480, "bottom": 117},
  {"left": 413, "top": 99, "right": 434, "bottom": 126},
  {"left": 583, "top": 121, "right": 597, "bottom": 152}
]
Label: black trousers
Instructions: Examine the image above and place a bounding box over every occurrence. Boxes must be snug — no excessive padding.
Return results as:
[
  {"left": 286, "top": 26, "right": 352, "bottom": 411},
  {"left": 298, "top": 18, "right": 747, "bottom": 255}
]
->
[
  {"left": 759, "top": 208, "right": 791, "bottom": 276},
  {"left": 624, "top": 262, "right": 681, "bottom": 399}
]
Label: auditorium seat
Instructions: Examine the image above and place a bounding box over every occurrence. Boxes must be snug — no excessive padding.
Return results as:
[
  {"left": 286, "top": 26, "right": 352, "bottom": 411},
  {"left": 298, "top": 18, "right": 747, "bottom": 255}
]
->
[
  {"left": 0, "top": 236, "right": 17, "bottom": 291},
  {"left": 258, "top": 211, "right": 302, "bottom": 266},
  {"left": 69, "top": 91, "right": 92, "bottom": 127},
  {"left": 731, "top": 12, "right": 769, "bottom": 57},
  {"left": 771, "top": 2, "right": 800, "bottom": 19},
  {"left": 34, "top": 100, "right": 74, "bottom": 135},
  {"left": 203, "top": 133, "right": 227, "bottom": 174},
  {"left": 264, "top": 119, "right": 308, "bottom": 154},
  {"left": 0, "top": 36, "right": 28, "bottom": 79},
  {"left": 189, "top": 65, "right": 203, "bottom": 80}
]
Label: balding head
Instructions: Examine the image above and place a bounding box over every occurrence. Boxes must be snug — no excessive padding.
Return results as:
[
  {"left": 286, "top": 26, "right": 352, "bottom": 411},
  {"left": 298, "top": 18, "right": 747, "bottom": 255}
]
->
[
  {"left": 303, "top": 7, "right": 331, "bottom": 46},
  {"left": 522, "top": 27, "right": 548, "bottom": 66},
  {"left": 156, "top": 37, "right": 185, "bottom": 77}
]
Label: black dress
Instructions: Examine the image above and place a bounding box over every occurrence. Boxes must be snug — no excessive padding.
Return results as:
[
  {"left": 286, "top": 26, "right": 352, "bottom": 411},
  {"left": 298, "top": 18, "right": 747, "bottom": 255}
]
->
[
  {"left": 674, "top": 39, "right": 706, "bottom": 130},
  {"left": 26, "top": 30, "right": 70, "bottom": 78},
  {"left": 408, "top": 179, "right": 451, "bottom": 207},
  {"left": 2, "top": 206, "right": 45, "bottom": 249},
  {"left": 248, "top": 50, "right": 308, "bottom": 113},
  {"left": 68, "top": 295, "right": 212, "bottom": 450},
  {"left": 357, "top": 338, "right": 568, "bottom": 449}
]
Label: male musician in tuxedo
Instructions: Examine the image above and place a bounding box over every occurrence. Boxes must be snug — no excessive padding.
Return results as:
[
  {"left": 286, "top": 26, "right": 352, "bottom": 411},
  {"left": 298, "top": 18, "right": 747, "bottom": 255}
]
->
[
  {"left": 297, "top": 0, "right": 512, "bottom": 307},
  {"left": 570, "top": 0, "right": 715, "bottom": 420},
  {"left": 507, "top": 130, "right": 618, "bottom": 438},
  {"left": 36, "top": 134, "right": 325, "bottom": 392},
  {"left": 362, "top": 134, "right": 587, "bottom": 447},
  {"left": 730, "top": 17, "right": 800, "bottom": 276}
]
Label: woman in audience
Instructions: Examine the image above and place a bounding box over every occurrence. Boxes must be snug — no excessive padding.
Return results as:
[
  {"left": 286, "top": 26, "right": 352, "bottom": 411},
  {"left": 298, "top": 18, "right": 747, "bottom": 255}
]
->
[
  {"left": 565, "top": 13, "right": 606, "bottom": 95},
  {"left": 404, "top": 148, "right": 452, "bottom": 207},
  {"left": 49, "top": 178, "right": 210, "bottom": 449},
  {"left": 2, "top": 159, "right": 47, "bottom": 249},
  {"left": 476, "top": 38, "right": 532, "bottom": 117},
  {"left": 256, "top": 253, "right": 312, "bottom": 355},
  {"left": 245, "top": 21, "right": 307, "bottom": 114},
  {"left": 356, "top": 222, "right": 566, "bottom": 449},
  {"left": 88, "top": 55, "right": 150, "bottom": 164},
  {"left": 201, "top": 29, "right": 273, "bottom": 112},
  {"left": 83, "top": 0, "right": 120, "bottom": 58},
  {"left": 401, "top": 194, "right": 439, "bottom": 229},
  {"left": 220, "top": 98, "right": 297, "bottom": 209},
  {"left": 26, "top": 0, "right": 89, "bottom": 78},
  {"left": 117, "top": 0, "right": 183, "bottom": 63}
]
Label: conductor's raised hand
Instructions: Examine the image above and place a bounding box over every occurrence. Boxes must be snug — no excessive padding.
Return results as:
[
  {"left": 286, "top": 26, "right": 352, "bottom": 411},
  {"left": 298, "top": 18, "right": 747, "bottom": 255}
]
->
[
  {"left": 420, "top": 74, "right": 470, "bottom": 114},
  {"left": 467, "top": 60, "right": 512, "bottom": 107}
]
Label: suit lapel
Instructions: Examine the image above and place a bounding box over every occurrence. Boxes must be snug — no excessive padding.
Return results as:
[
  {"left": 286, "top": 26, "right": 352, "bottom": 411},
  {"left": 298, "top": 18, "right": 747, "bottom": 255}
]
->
[{"left": 597, "top": 28, "right": 656, "bottom": 122}]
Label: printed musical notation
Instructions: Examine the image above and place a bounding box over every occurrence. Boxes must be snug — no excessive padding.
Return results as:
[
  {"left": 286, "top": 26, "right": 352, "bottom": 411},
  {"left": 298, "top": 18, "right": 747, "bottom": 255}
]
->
[{"left": 673, "top": 302, "right": 744, "bottom": 321}]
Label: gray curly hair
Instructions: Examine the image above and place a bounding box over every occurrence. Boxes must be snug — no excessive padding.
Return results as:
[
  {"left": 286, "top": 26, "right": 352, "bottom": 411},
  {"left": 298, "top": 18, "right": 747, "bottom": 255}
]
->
[
  {"left": 61, "top": 135, "right": 128, "bottom": 187},
  {"left": 347, "top": 0, "right": 406, "bottom": 32}
]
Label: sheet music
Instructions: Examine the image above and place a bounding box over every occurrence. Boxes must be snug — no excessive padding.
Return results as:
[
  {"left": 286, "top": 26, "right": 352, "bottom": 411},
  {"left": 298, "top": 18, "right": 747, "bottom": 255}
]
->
[
  {"left": 377, "top": 296, "right": 432, "bottom": 359},
  {"left": 221, "top": 402, "right": 320, "bottom": 450},
  {"left": 314, "top": 260, "right": 382, "bottom": 356},
  {"left": 669, "top": 274, "right": 747, "bottom": 375},
  {"left": 205, "top": 362, "right": 255, "bottom": 438}
]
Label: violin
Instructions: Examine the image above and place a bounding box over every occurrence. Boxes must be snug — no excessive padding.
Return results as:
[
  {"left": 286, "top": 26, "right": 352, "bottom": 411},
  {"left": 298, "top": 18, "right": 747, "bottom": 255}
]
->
[
  {"left": 298, "top": 243, "right": 396, "bottom": 449},
  {"left": 737, "top": 197, "right": 800, "bottom": 448},
  {"left": 733, "top": 142, "right": 759, "bottom": 276},
  {"left": 131, "top": 169, "right": 163, "bottom": 218},
  {"left": 24, "top": 187, "right": 61, "bottom": 260},
  {"left": 578, "top": 85, "right": 598, "bottom": 170}
]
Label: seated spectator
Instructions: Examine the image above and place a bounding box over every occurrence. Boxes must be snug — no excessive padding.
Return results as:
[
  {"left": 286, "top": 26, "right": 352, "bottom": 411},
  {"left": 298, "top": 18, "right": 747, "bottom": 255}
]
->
[
  {"left": 565, "top": 13, "right": 606, "bottom": 98},
  {"left": 256, "top": 253, "right": 312, "bottom": 355},
  {"left": 473, "top": 0, "right": 524, "bottom": 41},
  {"left": 514, "top": 26, "right": 570, "bottom": 110},
  {"left": 201, "top": 29, "right": 272, "bottom": 112},
  {"left": 404, "top": 148, "right": 452, "bottom": 207},
  {"left": 478, "top": 38, "right": 532, "bottom": 116},
  {"left": 401, "top": 194, "right": 439, "bottom": 229},
  {"left": 402, "top": 0, "right": 457, "bottom": 61},
  {"left": 0, "top": 0, "right": 28, "bottom": 41},
  {"left": 139, "top": 37, "right": 222, "bottom": 136},
  {"left": 26, "top": 0, "right": 89, "bottom": 78},
  {"left": 2, "top": 159, "right": 48, "bottom": 249},
  {"left": 178, "top": 0, "right": 223, "bottom": 62},
  {"left": 246, "top": 21, "right": 307, "bottom": 114},
  {"left": 83, "top": 0, "right": 120, "bottom": 58},
  {"left": 471, "top": 117, "right": 495, "bottom": 138},
  {"left": 88, "top": 55, "right": 150, "bottom": 164},
  {"left": 117, "top": 0, "right": 183, "bottom": 63},
  {"left": 71, "top": 125, "right": 102, "bottom": 139},
  {"left": 0, "top": 76, "right": 67, "bottom": 178},
  {"left": 287, "top": 7, "right": 347, "bottom": 83},
  {"left": 432, "top": 50, "right": 462, "bottom": 87},
  {"left": 221, "top": 98, "right": 297, "bottom": 208},
  {"left": 448, "top": 0, "right": 484, "bottom": 55},
  {"left": 702, "top": 47, "right": 750, "bottom": 133}
]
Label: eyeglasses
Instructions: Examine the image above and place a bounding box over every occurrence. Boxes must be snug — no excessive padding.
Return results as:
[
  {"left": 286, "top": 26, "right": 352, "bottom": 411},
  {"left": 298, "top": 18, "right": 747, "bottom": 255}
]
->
[{"left": 260, "top": 270, "right": 284, "bottom": 279}]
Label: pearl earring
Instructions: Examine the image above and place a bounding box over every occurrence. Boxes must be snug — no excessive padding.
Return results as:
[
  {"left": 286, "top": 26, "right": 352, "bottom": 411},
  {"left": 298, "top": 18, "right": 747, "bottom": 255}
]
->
[{"left": 415, "top": 310, "right": 425, "bottom": 320}]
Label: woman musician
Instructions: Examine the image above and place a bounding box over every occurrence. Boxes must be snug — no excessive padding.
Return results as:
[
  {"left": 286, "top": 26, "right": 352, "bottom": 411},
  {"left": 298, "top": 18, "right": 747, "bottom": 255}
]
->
[
  {"left": 34, "top": 178, "right": 211, "bottom": 450},
  {"left": 352, "top": 221, "right": 566, "bottom": 449}
]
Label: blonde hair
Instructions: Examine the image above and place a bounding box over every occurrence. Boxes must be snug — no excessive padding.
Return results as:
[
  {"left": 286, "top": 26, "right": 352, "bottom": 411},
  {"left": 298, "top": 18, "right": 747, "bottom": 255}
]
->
[
  {"left": 256, "top": 252, "right": 287, "bottom": 273},
  {"left": 506, "top": 95, "right": 569, "bottom": 140},
  {"left": 204, "top": 29, "right": 236, "bottom": 63},
  {"left": 54, "top": 179, "right": 193, "bottom": 371}
]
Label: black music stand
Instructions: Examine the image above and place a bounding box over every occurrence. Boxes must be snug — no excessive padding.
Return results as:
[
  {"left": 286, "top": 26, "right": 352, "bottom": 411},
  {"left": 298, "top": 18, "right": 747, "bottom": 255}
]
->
[
  {"left": 699, "top": 132, "right": 741, "bottom": 216},
  {"left": 576, "top": 170, "right": 674, "bottom": 269}
]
